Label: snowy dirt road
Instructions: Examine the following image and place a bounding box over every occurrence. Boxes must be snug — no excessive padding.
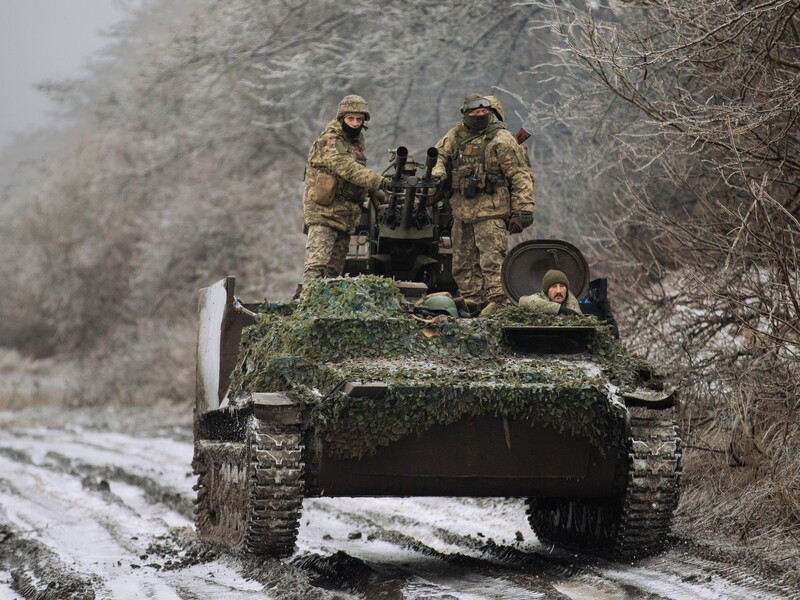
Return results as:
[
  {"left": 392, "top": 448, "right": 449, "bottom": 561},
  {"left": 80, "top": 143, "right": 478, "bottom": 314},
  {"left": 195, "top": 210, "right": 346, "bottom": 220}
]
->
[{"left": 0, "top": 408, "right": 798, "bottom": 600}]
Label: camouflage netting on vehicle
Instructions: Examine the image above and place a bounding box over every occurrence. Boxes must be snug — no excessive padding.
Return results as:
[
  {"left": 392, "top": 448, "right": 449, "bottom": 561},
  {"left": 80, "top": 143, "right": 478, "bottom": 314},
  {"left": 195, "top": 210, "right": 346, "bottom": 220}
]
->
[
  {"left": 228, "top": 276, "right": 658, "bottom": 460},
  {"left": 313, "top": 359, "right": 626, "bottom": 460}
]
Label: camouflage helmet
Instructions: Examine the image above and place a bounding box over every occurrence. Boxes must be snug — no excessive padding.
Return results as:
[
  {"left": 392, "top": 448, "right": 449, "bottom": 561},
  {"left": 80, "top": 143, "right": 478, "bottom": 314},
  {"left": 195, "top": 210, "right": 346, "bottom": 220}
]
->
[
  {"left": 485, "top": 95, "right": 505, "bottom": 122},
  {"left": 460, "top": 93, "right": 491, "bottom": 115},
  {"left": 337, "top": 94, "right": 370, "bottom": 121},
  {"left": 420, "top": 295, "right": 459, "bottom": 319}
]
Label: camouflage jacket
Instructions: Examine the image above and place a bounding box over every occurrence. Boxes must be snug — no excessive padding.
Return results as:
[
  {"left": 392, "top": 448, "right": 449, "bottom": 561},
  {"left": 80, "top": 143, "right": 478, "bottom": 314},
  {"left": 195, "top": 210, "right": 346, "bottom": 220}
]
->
[
  {"left": 432, "top": 119, "right": 534, "bottom": 224},
  {"left": 518, "top": 291, "right": 582, "bottom": 315},
  {"left": 303, "top": 119, "right": 384, "bottom": 233}
]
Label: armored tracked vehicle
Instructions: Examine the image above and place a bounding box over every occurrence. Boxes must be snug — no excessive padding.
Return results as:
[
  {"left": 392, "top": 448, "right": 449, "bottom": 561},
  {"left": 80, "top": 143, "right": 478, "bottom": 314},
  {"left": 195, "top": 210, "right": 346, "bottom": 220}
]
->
[{"left": 192, "top": 148, "right": 681, "bottom": 561}]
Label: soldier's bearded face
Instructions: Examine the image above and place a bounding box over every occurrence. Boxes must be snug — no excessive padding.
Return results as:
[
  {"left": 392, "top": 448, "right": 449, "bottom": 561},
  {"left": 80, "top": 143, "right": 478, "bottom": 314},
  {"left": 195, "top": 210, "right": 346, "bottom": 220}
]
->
[{"left": 547, "top": 283, "right": 567, "bottom": 303}]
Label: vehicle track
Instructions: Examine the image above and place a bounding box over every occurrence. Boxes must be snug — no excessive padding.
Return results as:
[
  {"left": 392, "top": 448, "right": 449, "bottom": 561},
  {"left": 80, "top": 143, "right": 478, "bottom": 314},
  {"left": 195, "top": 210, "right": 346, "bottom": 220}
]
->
[
  {"left": 1, "top": 417, "right": 798, "bottom": 600},
  {"left": 0, "top": 425, "right": 333, "bottom": 599}
]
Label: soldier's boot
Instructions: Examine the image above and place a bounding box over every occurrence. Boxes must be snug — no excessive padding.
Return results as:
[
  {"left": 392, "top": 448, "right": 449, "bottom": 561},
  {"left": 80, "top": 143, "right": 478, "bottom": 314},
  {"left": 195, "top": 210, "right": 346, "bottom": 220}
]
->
[
  {"left": 462, "top": 299, "right": 487, "bottom": 318},
  {"left": 451, "top": 295, "right": 481, "bottom": 317}
]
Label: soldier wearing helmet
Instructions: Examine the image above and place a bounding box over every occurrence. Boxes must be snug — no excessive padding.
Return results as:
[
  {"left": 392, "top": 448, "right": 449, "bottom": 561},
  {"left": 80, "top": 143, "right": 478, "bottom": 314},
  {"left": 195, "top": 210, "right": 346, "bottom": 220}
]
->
[
  {"left": 430, "top": 93, "right": 535, "bottom": 316},
  {"left": 302, "top": 95, "right": 388, "bottom": 294}
]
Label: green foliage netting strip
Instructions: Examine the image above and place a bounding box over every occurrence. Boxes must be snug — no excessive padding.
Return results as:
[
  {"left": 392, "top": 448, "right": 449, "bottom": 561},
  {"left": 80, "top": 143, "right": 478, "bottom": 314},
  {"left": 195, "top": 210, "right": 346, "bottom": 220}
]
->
[{"left": 312, "top": 382, "right": 625, "bottom": 460}]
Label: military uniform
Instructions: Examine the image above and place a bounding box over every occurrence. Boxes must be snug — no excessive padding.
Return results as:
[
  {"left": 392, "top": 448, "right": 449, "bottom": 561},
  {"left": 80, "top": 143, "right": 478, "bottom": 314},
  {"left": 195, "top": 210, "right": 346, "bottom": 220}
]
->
[
  {"left": 519, "top": 269, "right": 582, "bottom": 315},
  {"left": 432, "top": 95, "right": 534, "bottom": 311},
  {"left": 486, "top": 94, "right": 532, "bottom": 169},
  {"left": 518, "top": 291, "right": 582, "bottom": 315},
  {"left": 302, "top": 95, "right": 384, "bottom": 293}
]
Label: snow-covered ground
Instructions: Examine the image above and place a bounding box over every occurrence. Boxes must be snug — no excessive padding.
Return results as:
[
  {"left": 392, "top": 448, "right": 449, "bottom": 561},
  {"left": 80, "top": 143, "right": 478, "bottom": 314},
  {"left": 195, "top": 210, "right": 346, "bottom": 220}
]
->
[{"left": 0, "top": 407, "right": 798, "bottom": 599}]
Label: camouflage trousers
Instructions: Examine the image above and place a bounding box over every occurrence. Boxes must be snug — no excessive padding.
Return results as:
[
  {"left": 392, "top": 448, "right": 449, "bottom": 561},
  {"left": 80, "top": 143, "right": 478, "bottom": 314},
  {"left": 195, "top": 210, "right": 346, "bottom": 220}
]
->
[
  {"left": 302, "top": 224, "right": 350, "bottom": 294},
  {"left": 452, "top": 218, "right": 508, "bottom": 305}
]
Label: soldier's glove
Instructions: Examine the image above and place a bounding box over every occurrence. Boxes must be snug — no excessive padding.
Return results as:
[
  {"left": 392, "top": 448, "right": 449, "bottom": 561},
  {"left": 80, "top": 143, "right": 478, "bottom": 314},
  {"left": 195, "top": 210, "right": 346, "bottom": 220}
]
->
[
  {"left": 372, "top": 189, "right": 387, "bottom": 204},
  {"left": 558, "top": 306, "right": 578, "bottom": 316},
  {"left": 431, "top": 175, "right": 446, "bottom": 189},
  {"left": 380, "top": 178, "right": 393, "bottom": 193},
  {"left": 507, "top": 210, "right": 534, "bottom": 234}
]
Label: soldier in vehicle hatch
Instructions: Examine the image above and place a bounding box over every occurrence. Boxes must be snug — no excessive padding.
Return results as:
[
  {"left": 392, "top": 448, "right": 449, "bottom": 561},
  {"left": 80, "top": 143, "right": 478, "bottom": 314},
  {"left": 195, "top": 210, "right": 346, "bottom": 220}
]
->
[
  {"left": 301, "top": 94, "right": 389, "bottom": 295},
  {"left": 431, "top": 93, "right": 534, "bottom": 317},
  {"left": 519, "top": 269, "right": 582, "bottom": 315}
]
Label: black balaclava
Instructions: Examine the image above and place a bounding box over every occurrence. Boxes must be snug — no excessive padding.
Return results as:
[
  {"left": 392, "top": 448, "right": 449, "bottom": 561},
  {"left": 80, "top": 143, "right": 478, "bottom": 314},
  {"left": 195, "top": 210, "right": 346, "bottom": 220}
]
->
[
  {"left": 464, "top": 113, "right": 491, "bottom": 132},
  {"left": 341, "top": 119, "right": 364, "bottom": 139}
]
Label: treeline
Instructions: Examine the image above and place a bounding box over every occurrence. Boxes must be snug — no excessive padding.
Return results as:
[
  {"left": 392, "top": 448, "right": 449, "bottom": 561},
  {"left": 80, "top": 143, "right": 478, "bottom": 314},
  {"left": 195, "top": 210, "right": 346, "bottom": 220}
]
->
[
  {"left": 0, "top": 0, "right": 592, "bottom": 359},
  {"left": 543, "top": 0, "right": 800, "bottom": 551},
  {"left": 0, "top": 0, "right": 606, "bottom": 399},
  {"left": 0, "top": 0, "right": 797, "bottom": 554}
]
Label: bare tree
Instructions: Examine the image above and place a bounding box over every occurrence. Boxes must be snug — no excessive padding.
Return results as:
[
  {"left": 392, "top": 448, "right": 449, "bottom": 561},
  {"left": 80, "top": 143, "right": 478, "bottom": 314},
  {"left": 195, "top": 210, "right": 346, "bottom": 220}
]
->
[
  {"left": 0, "top": 0, "right": 575, "bottom": 403},
  {"left": 535, "top": 0, "right": 800, "bottom": 545}
]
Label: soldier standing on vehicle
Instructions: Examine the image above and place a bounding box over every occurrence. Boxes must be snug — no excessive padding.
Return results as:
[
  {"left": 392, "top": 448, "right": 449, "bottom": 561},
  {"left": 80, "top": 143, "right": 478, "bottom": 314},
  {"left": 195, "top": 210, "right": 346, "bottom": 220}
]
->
[
  {"left": 301, "top": 94, "right": 388, "bottom": 294},
  {"left": 431, "top": 93, "right": 534, "bottom": 316},
  {"left": 519, "top": 269, "right": 582, "bottom": 315}
]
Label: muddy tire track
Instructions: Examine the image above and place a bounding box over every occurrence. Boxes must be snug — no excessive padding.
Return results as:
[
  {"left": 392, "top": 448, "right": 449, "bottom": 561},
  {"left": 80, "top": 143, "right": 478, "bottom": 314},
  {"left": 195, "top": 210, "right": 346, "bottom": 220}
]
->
[
  {"left": 295, "top": 497, "right": 800, "bottom": 599},
  {"left": 1, "top": 416, "right": 799, "bottom": 600}
]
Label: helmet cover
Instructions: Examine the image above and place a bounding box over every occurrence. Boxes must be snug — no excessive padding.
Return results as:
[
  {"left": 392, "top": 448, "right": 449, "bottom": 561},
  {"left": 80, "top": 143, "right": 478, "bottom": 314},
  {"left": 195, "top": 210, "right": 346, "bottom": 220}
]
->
[{"left": 337, "top": 95, "right": 370, "bottom": 121}]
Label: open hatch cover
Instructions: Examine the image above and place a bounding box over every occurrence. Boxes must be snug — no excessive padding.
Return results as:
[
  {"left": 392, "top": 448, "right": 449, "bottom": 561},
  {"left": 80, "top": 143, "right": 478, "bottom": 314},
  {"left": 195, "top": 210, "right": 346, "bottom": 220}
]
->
[{"left": 502, "top": 239, "right": 590, "bottom": 303}]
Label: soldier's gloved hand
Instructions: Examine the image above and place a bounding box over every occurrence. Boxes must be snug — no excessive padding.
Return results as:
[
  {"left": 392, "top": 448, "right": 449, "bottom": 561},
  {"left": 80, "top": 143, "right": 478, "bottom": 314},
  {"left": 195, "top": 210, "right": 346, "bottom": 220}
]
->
[
  {"left": 507, "top": 210, "right": 534, "bottom": 234},
  {"left": 380, "top": 178, "right": 392, "bottom": 193},
  {"left": 431, "top": 175, "right": 445, "bottom": 189},
  {"left": 558, "top": 306, "right": 578, "bottom": 316},
  {"left": 372, "top": 189, "right": 387, "bottom": 204}
]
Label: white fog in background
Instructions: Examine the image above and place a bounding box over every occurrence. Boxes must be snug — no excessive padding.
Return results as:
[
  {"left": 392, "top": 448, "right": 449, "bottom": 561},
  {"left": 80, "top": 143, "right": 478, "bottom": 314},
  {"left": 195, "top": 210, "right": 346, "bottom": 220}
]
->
[{"left": 0, "top": 0, "right": 129, "bottom": 150}]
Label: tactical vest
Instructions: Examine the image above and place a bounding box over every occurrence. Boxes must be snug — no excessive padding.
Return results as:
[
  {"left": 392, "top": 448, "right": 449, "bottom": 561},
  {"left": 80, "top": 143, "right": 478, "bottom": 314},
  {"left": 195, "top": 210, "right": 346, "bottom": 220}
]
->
[{"left": 451, "top": 124, "right": 507, "bottom": 198}]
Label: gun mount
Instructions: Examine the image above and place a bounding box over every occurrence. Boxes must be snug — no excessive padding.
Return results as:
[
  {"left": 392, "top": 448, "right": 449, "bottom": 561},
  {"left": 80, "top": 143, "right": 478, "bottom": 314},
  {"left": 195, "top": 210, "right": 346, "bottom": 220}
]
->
[{"left": 346, "top": 145, "right": 454, "bottom": 295}]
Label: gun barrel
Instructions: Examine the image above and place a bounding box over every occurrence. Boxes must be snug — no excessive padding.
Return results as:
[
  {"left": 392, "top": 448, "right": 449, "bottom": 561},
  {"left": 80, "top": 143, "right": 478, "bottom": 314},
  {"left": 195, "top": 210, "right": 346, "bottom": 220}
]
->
[
  {"left": 400, "top": 176, "right": 417, "bottom": 229},
  {"left": 393, "top": 146, "right": 409, "bottom": 181},
  {"left": 424, "top": 147, "right": 438, "bottom": 179}
]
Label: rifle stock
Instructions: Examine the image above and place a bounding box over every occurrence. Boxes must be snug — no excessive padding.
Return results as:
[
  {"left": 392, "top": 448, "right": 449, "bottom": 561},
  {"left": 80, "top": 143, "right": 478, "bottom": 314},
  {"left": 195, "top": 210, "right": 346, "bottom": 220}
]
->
[{"left": 515, "top": 127, "right": 531, "bottom": 145}]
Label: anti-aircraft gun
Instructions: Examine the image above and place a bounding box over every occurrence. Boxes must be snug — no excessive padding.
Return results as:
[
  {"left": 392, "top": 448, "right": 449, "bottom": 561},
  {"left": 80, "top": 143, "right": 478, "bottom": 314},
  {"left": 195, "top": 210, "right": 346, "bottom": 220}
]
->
[
  {"left": 192, "top": 146, "right": 682, "bottom": 562},
  {"left": 345, "top": 145, "right": 457, "bottom": 297}
]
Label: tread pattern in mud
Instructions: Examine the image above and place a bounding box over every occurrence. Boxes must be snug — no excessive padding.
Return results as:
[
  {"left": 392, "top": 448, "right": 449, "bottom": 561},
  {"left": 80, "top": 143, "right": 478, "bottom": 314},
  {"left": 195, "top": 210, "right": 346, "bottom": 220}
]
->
[
  {"left": 0, "top": 506, "right": 98, "bottom": 600},
  {"left": 2, "top": 417, "right": 798, "bottom": 600},
  {"left": 527, "top": 413, "right": 682, "bottom": 559}
]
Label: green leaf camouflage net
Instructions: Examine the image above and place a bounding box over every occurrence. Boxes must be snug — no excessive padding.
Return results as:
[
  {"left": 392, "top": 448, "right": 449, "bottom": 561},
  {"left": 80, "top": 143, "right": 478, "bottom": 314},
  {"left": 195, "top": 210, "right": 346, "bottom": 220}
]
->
[{"left": 228, "top": 275, "right": 661, "bottom": 460}]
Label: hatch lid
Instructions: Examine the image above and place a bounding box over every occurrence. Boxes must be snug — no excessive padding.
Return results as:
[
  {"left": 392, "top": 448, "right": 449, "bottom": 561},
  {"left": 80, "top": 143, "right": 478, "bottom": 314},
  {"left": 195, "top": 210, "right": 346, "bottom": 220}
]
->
[{"left": 502, "top": 239, "right": 590, "bottom": 303}]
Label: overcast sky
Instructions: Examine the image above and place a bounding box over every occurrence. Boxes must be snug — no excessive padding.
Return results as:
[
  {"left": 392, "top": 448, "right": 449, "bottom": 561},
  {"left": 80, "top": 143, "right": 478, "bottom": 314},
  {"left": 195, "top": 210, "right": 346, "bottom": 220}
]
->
[{"left": 0, "top": 1, "right": 128, "bottom": 150}]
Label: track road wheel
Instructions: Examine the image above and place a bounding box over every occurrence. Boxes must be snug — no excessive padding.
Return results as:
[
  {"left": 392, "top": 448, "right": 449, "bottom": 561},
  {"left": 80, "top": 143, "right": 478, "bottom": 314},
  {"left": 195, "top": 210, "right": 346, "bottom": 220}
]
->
[
  {"left": 527, "top": 413, "right": 682, "bottom": 560},
  {"left": 193, "top": 415, "right": 305, "bottom": 557}
]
